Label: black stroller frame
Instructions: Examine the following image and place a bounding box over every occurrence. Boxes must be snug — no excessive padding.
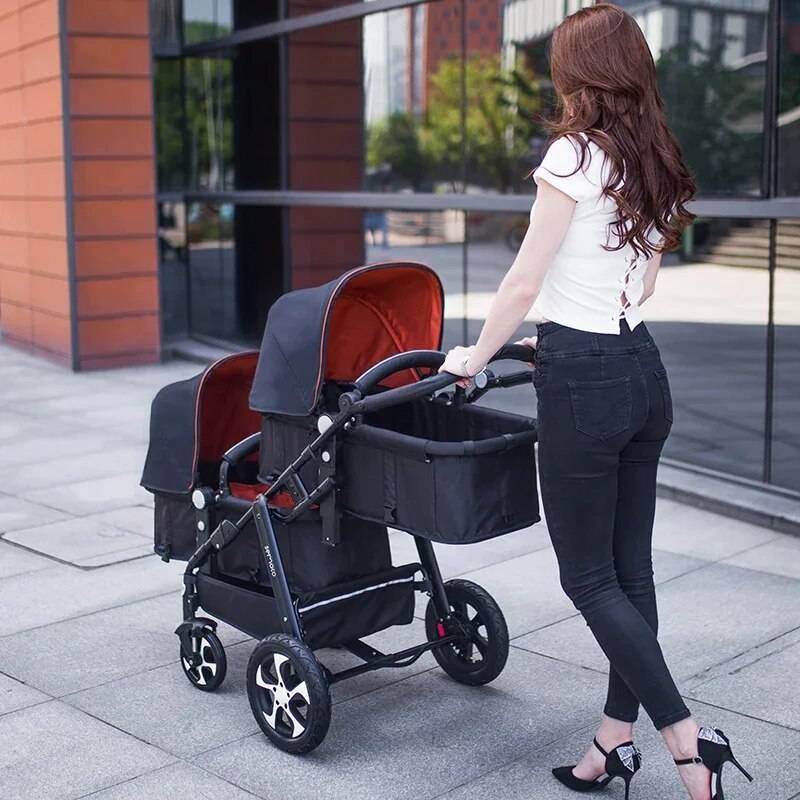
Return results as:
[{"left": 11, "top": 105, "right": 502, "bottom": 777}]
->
[{"left": 143, "top": 262, "right": 541, "bottom": 754}]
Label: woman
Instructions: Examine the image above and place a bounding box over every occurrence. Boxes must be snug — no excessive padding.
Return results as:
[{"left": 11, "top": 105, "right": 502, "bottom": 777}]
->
[{"left": 439, "top": 5, "right": 753, "bottom": 800}]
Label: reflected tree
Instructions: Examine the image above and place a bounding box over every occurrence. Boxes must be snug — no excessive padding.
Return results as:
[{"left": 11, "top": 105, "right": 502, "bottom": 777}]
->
[{"left": 657, "top": 38, "right": 763, "bottom": 195}]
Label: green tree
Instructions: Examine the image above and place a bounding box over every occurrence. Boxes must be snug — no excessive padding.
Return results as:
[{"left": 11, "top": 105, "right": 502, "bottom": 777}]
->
[
  {"left": 367, "top": 112, "right": 429, "bottom": 190},
  {"left": 656, "top": 39, "right": 763, "bottom": 195},
  {"left": 425, "top": 54, "right": 542, "bottom": 193}
]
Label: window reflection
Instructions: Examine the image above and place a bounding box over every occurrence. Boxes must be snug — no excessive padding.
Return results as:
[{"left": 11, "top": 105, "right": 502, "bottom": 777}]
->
[
  {"left": 154, "top": 59, "right": 185, "bottom": 191},
  {"left": 186, "top": 203, "right": 237, "bottom": 341},
  {"left": 772, "top": 220, "right": 800, "bottom": 489},
  {"left": 466, "top": 212, "right": 770, "bottom": 478},
  {"left": 501, "top": 0, "right": 768, "bottom": 197},
  {"left": 185, "top": 58, "right": 233, "bottom": 190},
  {"left": 183, "top": 0, "right": 231, "bottom": 44},
  {"left": 778, "top": 1, "right": 800, "bottom": 195},
  {"left": 158, "top": 202, "right": 189, "bottom": 338}
]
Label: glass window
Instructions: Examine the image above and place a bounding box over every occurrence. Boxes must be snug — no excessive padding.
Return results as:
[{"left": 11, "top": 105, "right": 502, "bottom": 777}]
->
[
  {"left": 151, "top": 0, "right": 182, "bottom": 53},
  {"left": 186, "top": 203, "right": 284, "bottom": 344},
  {"left": 158, "top": 201, "right": 189, "bottom": 339},
  {"left": 287, "top": 19, "right": 366, "bottom": 191},
  {"left": 771, "top": 219, "right": 800, "bottom": 490},
  {"left": 778, "top": 0, "right": 800, "bottom": 196},
  {"left": 498, "top": 0, "right": 769, "bottom": 197},
  {"left": 184, "top": 57, "right": 233, "bottom": 191},
  {"left": 154, "top": 59, "right": 186, "bottom": 191},
  {"left": 464, "top": 212, "right": 771, "bottom": 479},
  {"left": 183, "top": 0, "right": 231, "bottom": 44},
  {"left": 651, "top": 217, "right": 769, "bottom": 479}
]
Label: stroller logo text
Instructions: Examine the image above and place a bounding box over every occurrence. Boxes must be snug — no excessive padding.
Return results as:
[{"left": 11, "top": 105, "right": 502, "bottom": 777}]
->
[{"left": 263, "top": 545, "right": 277, "bottom": 578}]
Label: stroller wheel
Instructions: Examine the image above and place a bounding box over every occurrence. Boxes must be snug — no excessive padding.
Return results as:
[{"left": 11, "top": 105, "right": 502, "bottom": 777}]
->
[
  {"left": 180, "top": 629, "right": 227, "bottom": 692},
  {"left": 425, "top": 579, "right": 509, "bottom": 686},
  {"left": 247, "top": 634, "right": 331, "bottom": 754}
]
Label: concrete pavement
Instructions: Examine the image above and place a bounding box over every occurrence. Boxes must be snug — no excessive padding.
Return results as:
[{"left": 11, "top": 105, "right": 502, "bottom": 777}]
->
[{"left": 1, "top": 342, "right": 799, "bottom": 800}]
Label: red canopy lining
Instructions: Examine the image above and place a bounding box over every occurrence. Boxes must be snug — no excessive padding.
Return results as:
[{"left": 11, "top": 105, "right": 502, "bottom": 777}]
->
[
  {"left": 324, "top": 265, "right": 443, "bottom": 389},
  {"left": 196, "top": 352, "right": 261, "bottom": 466}
]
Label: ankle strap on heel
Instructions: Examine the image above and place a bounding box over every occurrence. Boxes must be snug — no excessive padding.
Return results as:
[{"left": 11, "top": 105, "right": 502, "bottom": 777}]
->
[
  {"left": 674, "top": 756, "right": 704, "bottom": 766},
  {"left": 593, "top": 738, "right": 609, "bottom": 758}
]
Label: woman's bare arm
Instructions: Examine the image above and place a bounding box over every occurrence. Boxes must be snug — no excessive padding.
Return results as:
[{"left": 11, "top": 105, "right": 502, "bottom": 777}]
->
[
  {"left": 638, "top": 250, "right": 663, "bottom": 305},
  {"left": 439, "top": 180, "right": 577, "bottom": 378}
]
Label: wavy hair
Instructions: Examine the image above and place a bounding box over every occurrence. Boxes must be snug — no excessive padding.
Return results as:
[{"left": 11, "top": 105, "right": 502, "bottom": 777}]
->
[{"left": 543, "top": 2, "right": 696, "bottom": 257}]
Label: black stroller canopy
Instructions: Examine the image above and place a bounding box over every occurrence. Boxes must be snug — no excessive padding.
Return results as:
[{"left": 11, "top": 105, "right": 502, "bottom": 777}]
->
[
  {"left": 249, "top": 262, "right": 444, "bottom": 416},
  {"left": 141, "top": 351, "right": 260, "bottom": 494}
]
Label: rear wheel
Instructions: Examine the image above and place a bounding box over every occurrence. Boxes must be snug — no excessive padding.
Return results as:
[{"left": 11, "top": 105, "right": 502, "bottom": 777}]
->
[
  {"left": 247, "top": 633, "right": 331, "bottom": 754},
  {"left": 425, "top": 579, "right": 509, "bottom": 685},
  {"left": 180, "top": 629, "right": 227, "bottom": 692}
]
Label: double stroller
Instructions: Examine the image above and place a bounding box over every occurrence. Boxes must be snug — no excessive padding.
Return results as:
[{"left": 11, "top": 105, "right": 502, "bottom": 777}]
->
[{"left": 141, "top": 261, "right": 540, "bottom": 753}]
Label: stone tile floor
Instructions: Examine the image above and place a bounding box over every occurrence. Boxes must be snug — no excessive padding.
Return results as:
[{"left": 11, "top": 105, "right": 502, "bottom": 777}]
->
[{"left": 1, "top": 343, "right": 799, "bottom": 800}]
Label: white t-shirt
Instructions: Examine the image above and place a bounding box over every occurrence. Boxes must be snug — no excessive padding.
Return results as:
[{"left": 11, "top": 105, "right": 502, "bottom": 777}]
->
[{"left": 530, "top": 132, "right": 661, "bottom": 335}]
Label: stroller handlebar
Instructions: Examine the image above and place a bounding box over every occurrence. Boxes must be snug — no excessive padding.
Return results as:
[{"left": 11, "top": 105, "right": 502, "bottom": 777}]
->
[{"left": 339, "top": 343, "right": 536, "bottom": 415}]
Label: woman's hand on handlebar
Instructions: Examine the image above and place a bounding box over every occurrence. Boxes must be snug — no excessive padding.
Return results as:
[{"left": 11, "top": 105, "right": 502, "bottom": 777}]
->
[
  {"left": 514, "top": 336, "right": 537, "bottom": 366},
  {"left": 438, "top": 344, "right": 482, "bottom": 388}
]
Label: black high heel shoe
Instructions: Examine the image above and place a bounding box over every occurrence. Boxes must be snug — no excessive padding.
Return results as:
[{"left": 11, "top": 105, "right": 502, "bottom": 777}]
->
[
  {"left": 552, "top": 738, "right": 642, "bottom": 799},
  {"left": 673, "top": 726, "right": 753, "bottom": 800}
]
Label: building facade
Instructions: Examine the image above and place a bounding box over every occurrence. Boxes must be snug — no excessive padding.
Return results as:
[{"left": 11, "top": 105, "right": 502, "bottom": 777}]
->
[{"left": 1, "top": 0, "right": 799, "bottom": 495}]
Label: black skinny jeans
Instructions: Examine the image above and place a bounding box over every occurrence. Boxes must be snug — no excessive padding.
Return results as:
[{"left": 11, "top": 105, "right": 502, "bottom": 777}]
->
[{"left": 533, "top": 318, "right": 691, "bottom": 731}]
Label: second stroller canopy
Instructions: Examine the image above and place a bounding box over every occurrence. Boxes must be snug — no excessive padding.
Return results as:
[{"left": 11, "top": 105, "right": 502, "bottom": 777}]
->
[{"left": 249, "top": 261, "right": 444, "bottom": 416}]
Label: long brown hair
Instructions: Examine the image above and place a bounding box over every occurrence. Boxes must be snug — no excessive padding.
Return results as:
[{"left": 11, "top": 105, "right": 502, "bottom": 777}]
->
[{"left": 544, "top": 2, "right": 695, "bottom": 257}]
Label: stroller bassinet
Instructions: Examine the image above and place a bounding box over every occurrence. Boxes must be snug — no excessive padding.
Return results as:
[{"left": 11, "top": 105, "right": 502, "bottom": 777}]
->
[
  {"left": 250, "top": 261, "right": 540, "bottom": 543},
  {"left": 141, "top": 261, "right": 540, "bottom": 755}
]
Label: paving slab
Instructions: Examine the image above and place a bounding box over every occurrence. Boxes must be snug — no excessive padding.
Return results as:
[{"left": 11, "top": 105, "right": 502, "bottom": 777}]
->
[
  {"left": 66, "top": 640, "right": 260, "bottom": 758},
  {"left": 21, "top": 472, "right": 153, "bottom": 515},
  {"left": 4, "top": 515, "right": 151, "bottom": 567},
  {"left": 79, "top": 762, "right": 261, "bottom": 800},
  {"left": 447, "top": 546, "right": 578, "bottom": 639},
  {"left": 90, "top": 505, "right": 153, "bottom": 537},
  {"left": 0, "top": 673, "right": 49, "bottom": 717},
  {"left": 437, "top": 698, "right": 800, "bottom": 800},
  {"left": 0, "top": 592, "right": 247, "bottom": 698},
  {"left": 0, "top": 494, "right": 69, "bottom": 534},
  {"left": 0, "top": 430, "right": 134, "bottom": 468},
  {"left": 0, "top": 445, "right": 147, "bottom": 494},
  {"left": 457, "top": 546, "right": 706, "bottom": 643},
  {"left": 722, "top": 534, "right": 800, "bottom": 580},
  {"left": 0, "top": 539, "right": 53, "bottom": 578},
  {"left": 63, "top": 620, "right": 438, "bottom": 759},
  {"left": 196, "top": 649, "right": 609, "bottom": 800},
  {"left": 688, "top": 635, "right": 800, "bottom": 732},
  {"left": 389, "top": 524, "right": 552, "bottom": 579},
  {"left": 653, "top": 499, "right": 779, "bottom": 561},
  {"left": 0, "top": 555, "right": 184, "bottom": 636},
  {"left": 514, "top": 562, "right": 800, "bottom": 684},
  {"left": 0, "top": 701, "right": 174, "bottom": 800}
]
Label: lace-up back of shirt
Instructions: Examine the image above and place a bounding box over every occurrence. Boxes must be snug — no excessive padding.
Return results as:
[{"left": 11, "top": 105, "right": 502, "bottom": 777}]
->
[{"left": 529, "top": 133, "right": 661, "bottom": 335}]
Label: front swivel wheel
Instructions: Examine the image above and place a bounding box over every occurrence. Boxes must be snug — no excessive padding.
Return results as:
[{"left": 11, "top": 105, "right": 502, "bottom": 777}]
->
[
  {"left": 247, "top": 633, "right": 331, "bottom": 754},
  {"left": 179, "top": 628, "right": 227, "bottom": 692},
  {"left": 425, "top": 578, "right": 509, "bottom": 685}
]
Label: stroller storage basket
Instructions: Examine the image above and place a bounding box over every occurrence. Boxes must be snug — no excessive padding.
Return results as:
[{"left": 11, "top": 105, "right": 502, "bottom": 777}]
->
[
  {"left": 339, "top": 397, "right": 539, "bottom": 544},
  {"left": 196, "top": 564, "right": 417, "bottom": 649}
]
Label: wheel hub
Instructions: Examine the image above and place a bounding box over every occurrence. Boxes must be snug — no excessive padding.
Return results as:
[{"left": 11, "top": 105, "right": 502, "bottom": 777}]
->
[{"left": 255, "top": 652, "right": 310, "bottom": 738}]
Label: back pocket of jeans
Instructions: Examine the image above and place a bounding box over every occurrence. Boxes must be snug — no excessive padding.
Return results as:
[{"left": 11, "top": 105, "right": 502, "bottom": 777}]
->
[
  {"left": 568, "top": 375, "right": 632, "bottom": 440},
  {"left": 653, "top": 367, "right": 673, "bottom": 423}
]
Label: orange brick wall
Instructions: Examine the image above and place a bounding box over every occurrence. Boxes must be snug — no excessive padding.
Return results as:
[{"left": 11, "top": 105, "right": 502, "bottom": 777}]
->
[
  {"left": 0, "top": 0, "right": 72, "bottom": 365},
  {"left": 287, "top": 6, "right": 364, "bottom": 288},
  {"left": 65, "top": 0, "right": 159, "bottom": 369},
  {"left": 0, "top": 0, "right": 160, "bottom": 369}
]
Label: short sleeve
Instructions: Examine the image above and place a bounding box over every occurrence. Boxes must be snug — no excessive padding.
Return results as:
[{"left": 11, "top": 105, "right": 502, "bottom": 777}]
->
[{"left": 532, "top": 135, "right": 596, "bottom": 202}]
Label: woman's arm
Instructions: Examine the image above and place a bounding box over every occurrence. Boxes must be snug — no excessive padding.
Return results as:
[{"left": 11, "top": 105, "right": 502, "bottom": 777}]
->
[
  {"left": 638, "top": 250, "right": 663, "bottom": 305},
  {"left": 439, "top": 180, "right": 577, "bottom": 378}
]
